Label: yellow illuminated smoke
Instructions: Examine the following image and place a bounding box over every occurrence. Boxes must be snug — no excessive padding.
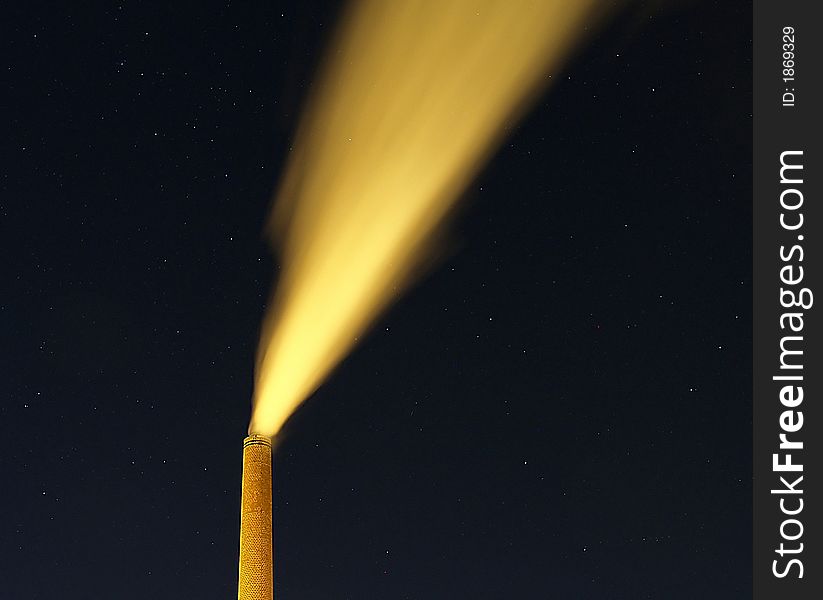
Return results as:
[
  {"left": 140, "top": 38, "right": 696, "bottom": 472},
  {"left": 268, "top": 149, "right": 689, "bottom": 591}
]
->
[{"left": 251, "top": 0, "right": 607, "bottom": 437}]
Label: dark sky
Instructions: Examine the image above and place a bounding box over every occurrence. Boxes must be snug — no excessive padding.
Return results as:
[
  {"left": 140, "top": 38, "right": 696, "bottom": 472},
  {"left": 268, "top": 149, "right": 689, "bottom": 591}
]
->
[{"left": 3, "top": 1, "right": 751, "bottom": 598}]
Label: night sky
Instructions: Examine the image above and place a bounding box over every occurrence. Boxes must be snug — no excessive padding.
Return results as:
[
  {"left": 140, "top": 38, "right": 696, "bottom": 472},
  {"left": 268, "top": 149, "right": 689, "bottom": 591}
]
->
[{"left": 3, "top": 2, "right": 751, "bottom": 598}]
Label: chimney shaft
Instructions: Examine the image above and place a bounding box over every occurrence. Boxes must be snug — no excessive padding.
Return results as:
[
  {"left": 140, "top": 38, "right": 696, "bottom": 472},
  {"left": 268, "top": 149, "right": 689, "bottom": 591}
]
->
[{"left": 238, "top": 434, "right": 273, "bottom": 600}]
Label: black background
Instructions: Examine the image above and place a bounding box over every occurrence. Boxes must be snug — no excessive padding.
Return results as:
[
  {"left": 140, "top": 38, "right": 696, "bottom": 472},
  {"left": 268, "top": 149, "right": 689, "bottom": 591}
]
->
[{"left": 3, "top": 1, "right": 751, "bottom": 598}]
